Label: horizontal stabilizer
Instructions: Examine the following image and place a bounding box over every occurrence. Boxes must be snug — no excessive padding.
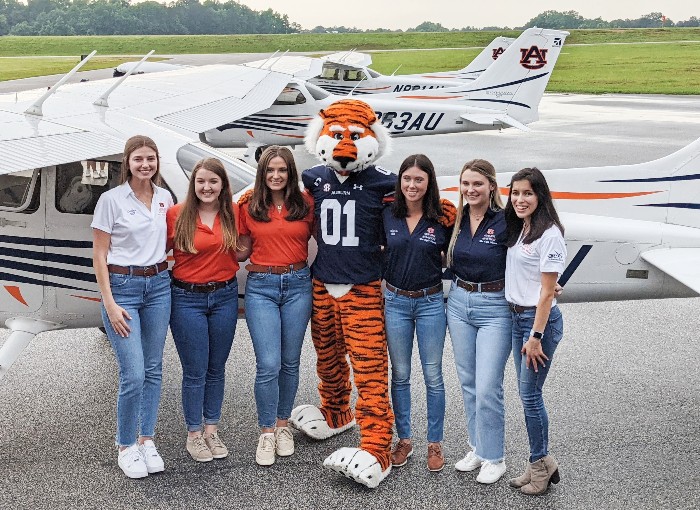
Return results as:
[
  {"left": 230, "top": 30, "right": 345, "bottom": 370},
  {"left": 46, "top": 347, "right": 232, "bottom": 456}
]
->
[
  {"left": 460, "top": 113, "right": 531, "bottom": 131},
  {"left": 641, "top": 248, "right": 700, "bottom": 295}
]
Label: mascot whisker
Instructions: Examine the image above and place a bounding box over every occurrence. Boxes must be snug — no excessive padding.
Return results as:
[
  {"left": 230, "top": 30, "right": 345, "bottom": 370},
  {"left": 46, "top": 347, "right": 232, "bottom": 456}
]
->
[{"left": 292, "top": 99, "right": 395, "bottom": 488}]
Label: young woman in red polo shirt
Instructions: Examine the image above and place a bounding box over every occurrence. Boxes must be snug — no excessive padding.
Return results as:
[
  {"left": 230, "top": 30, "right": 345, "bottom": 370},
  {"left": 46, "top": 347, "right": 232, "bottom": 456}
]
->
[
  {"left": 167, "top": 158, "right": 243, "bottom": 463},
  {"left": 237, "top": 146, "right": 314, "bottom": 466}
]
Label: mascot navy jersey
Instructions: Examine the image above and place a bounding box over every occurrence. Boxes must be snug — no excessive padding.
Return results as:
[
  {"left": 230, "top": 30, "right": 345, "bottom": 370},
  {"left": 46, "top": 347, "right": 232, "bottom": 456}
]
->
[{"left": 303, "top": 164, "right": 396, "bottom": 284}]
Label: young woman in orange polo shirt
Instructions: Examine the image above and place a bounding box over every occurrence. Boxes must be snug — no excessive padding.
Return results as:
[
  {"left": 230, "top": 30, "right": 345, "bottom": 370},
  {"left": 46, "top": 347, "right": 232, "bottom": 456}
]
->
[
  {"left": 237, "top": 146, "right": 314, "bottom": 466},
  {"left": 167, "top": 158, "right": 243, "bottom": 463}
]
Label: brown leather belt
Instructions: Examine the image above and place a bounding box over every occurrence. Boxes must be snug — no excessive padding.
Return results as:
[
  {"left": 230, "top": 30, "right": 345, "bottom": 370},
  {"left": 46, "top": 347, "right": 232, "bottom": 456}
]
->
[
  {"left": 172, "top": 277, "right": 236, "bottom": 293},
  {"left": 385, "top": 282, "right": 443, "bottom": 298},
  {"left": 246, "top": 261, "right": 307, "bottom": 275},
  {"left": 509, "top": 303, "right": 537, "bottom": 313},
  {"left": 108, "top": 261, "right": 168, "bottom": 277},
  {"left": 454, "top": 277, "right": 505, "bottom": 293}
]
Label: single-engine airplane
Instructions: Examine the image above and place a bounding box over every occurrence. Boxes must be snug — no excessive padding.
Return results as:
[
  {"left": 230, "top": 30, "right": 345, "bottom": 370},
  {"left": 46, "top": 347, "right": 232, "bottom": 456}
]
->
[{"left": 203, "top": 28, "right": 566, "bottom": 162}]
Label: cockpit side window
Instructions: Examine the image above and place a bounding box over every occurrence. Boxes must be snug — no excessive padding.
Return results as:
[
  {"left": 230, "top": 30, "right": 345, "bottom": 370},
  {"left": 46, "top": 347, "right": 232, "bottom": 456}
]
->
[
  {"left": 320, "top": 66, "right": 340, "bottom": 80},
  {"left": 343, "top": 70, "right": 367, "bottom": 82},
  {"left": 273, "top": 86, "right": 307, "bottom": 105},
  {"left": 0, "top": 169, "right": 40, "bottom": 213},
  {"left": 55, "top": 161, "right": 119, "bottom": 215}
]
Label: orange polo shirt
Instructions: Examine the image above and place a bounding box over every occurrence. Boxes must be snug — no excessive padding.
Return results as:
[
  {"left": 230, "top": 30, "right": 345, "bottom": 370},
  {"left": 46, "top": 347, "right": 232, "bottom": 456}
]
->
[
  {"left": 239, "top": 193, "right": 314, "bottom": 266},
  {"left": 166, "top": 203, "right": 242, "bottom": 283}
]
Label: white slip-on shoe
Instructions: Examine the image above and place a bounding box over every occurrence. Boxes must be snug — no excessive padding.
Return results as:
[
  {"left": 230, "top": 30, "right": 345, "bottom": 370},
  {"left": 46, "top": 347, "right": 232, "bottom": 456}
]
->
[
  {"left": 455, "top": 450, "right": 482, "bottom": 472},
  {"left": 256, "top": 433, "right": 276, "bottom": 466},
  {"left": 138, "top": 440, "right": 165, "bottom": 474},
  {"left": 476, "top": 460, "right": 507, "bottom": 484},
  {"left": 118, "top": 444, "right": 148, "bottom": 479}
]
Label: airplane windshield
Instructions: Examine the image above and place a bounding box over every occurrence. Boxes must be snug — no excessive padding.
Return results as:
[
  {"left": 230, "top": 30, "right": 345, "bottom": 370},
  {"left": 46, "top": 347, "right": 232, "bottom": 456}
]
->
[
  {"left": 273, "top": 87, "right": 307, "bottom": 105},
  {"left": 320, "top": 66, "right": 340, "bottom": 80},
  {"left": 176, "top": 143, "right": 255, "bottom": 194}
]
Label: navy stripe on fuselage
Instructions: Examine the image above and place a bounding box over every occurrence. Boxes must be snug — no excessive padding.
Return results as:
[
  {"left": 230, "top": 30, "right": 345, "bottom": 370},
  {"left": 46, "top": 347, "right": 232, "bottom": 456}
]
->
[
  {"left": 559, "top": 245, "right": 592, "bottom": 286},
  {"left": 443, "top": 72, "right": 549, "bottom": 95},
  {"left": 0, "top": 234, "right": 92, "bottom": 249},
  {"left": 0, "top": 271, "right": 92, "bottom": 292},
  {"left": 468, "top": 98, "right": 531, "bottom": 109},
  {"left": 638, "top": 203, "right": 700, "bottom": 210},
  {"left": 0, "top": 258, "right": 96, "bottom": 283},
  {"left": 0, "top": 247, "right": 93, "bottom": 267},
  {"left": 601, "top": 174, "right": 700, "bottom": 183}
]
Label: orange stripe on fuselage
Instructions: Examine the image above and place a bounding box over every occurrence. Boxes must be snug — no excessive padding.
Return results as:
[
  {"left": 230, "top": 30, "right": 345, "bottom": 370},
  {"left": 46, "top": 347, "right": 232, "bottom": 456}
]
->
[
  {"left": 70, "top": 295, "right": 102, "bottom": 302},
  {"left": 441, "top": 187, "right": 662, "bottom": 200},
  {"left": 4, "top": 286, "right": 28, "bottom": 306}
]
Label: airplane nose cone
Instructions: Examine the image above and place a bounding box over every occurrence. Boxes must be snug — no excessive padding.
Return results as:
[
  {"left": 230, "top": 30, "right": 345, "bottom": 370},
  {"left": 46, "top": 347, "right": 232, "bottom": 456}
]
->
[{"left": 334, "top": 156, "right": 354, "bottom": 169}]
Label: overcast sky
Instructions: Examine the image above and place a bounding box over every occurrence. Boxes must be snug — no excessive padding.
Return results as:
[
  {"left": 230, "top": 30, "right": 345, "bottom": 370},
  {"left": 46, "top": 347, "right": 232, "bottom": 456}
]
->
[{"left": 239, "top": 1, "right": 696, "bottom": 30}]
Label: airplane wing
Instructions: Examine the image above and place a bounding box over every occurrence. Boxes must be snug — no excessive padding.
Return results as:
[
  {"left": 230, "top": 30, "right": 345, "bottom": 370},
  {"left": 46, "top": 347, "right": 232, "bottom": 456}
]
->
[
  {"left": 641, "top": 248, "right": 700, "bottom": 294},
  {"left": 322, "top": 50, "right": 372, "bottom": 68},
  {"left": 244, "top": 56, "right": 324, "bottom": 79},
  {"left": 460, "top": 112, "right": 532, "bottom": 132}
]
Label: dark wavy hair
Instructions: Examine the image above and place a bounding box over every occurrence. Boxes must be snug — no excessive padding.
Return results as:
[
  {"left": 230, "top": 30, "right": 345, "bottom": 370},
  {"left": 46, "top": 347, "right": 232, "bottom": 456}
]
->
[
  {"left": 391, "top": 154, "right": 442, "bottom": 221},
  {"left": 248, "top": 145, "right": 309, "bottom": 222},
  {"left": 505, "top": 167, "right": 564, "bottom": 247}
]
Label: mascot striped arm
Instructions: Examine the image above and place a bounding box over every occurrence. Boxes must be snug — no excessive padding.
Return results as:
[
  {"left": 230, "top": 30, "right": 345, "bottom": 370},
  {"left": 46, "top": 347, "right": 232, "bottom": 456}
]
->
[{"left": 291, "top": 99, "right": 395, "bottom": 488}]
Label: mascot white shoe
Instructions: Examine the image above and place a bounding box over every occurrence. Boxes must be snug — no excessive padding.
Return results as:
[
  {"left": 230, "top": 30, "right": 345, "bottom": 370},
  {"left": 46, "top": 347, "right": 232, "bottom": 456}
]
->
[{"left": 298, "top": 99, "right": 396, "bottom": 488}]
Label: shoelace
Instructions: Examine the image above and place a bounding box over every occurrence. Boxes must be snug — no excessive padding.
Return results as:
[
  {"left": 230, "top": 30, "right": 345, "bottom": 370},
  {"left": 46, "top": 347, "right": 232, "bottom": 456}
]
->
[
  {"left": 428, "top": 444, "right": 443, "bottom": 458},
  {"left": 124, "top": 448, "right": 143, "bottom": 465},
  {"left": 207, "top": 432, "right": 225, "bottom": 449},
  {"left": 394, "top": 441, "right": 412, "bottom": 456},
  {"left": 141, "top": 443, "right": 158, "bottom": 458},
  {"left": 190, "top": 435, "right": 209, "bottom": 454},
  {"left": 276, "top": 428, "right": 293, "bottom": 443},
  {"left": 260, "top": 435, "right": 275, "bottom": 452}
]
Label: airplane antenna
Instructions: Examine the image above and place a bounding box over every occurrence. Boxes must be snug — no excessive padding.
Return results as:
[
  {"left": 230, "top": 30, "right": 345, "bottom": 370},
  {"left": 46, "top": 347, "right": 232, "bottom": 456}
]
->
[
  {"left": 94, "top": 50, "right": 155, "bottom": 107},
  {"left": 270, "top": 49, "right": 290, "bottom": 68},
  {"left": 390, "top": 64, "right": 402, "bottom": 76},
  {"left": 338, "top": 48, "right": 356, "bottom": 63},
  {"left": 348, "top": 74, "right": 367, "bottom": 97},
  {"left": 24, "top": 50, "right": 97, "bottom": 117},
  {"left": 257, "top": 50, "right": 280, "bottom": 69}
]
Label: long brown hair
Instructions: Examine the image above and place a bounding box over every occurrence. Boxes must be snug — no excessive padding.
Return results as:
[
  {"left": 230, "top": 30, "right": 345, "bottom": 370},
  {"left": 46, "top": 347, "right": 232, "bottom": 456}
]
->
[
  {"left": 391, "top": 154, "right": 442, "bottom": 221},
  {"left": 248, "top": 146, "right": 309, "bottom": 222},
  {"left": 446, "top": 159, "right": 503, "bottom": 268},
  {"left": 173, "top": 158, "right": 239, "bottom": 254},
  {"left": 119, "top": 135, "right": 161, "bottom": 185}
]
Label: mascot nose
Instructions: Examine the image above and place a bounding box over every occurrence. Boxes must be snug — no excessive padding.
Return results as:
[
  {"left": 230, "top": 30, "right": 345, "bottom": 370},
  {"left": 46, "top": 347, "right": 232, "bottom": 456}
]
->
[{"left": 334, "top": 156, "right": 354, "bottom": 169}]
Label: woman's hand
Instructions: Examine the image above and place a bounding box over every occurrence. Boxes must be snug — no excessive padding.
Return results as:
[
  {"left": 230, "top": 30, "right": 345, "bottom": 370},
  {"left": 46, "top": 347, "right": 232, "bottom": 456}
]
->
[
  {"left": 522, "top": 338, "right": 548, "bottom": 372},
  {"left": 105, "top": 301, "right": 132, "bottom": 338}
]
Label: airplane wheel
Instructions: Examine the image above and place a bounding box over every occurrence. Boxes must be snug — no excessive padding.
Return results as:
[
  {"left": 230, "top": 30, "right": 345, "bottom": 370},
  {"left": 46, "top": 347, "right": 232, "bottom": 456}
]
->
[{"left": 98, "top": 327, "right": 107, "bottom": 335}]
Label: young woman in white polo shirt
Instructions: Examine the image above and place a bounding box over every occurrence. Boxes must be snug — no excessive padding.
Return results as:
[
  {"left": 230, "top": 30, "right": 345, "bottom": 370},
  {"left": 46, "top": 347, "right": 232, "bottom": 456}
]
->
[
  {"left": 92, "top": 135, "right": 173, "bottom": 479},
  {"left": 504, "top": 167, "right": 566, "bottom": 495}
]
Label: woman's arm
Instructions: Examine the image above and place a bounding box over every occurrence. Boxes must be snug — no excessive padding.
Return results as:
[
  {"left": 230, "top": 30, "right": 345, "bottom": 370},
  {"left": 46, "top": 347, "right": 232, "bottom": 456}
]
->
[
  {"left": 237, "top": 235, "right": 252, "bottom": 262},
  {"left": 92, "top": 229, "right": 131, "bottom": 337},
  {"left": 521, "top": 271, "right": 558, "bottom": 372}
]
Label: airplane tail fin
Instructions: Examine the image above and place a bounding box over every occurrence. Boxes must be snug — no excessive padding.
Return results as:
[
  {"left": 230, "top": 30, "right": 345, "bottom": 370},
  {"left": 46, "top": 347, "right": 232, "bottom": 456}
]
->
[{"left": 459, "top": 36, "right": 514, "bottom": 76}]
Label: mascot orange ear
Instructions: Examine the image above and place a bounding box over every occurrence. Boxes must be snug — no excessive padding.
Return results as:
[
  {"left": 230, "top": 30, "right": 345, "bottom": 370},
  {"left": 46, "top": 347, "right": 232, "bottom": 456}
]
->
[{"left": 305, "top": 99, "right": 391, "bottom": 173}]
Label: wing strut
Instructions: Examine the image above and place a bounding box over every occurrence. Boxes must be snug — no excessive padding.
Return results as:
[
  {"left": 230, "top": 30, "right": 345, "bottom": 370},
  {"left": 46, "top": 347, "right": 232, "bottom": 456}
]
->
[
  {"left": 24, "top": 50, "right": 97, "bottom": 116},
  {"left": 94, "top": 50, "right": 155, "bottom": 107}
]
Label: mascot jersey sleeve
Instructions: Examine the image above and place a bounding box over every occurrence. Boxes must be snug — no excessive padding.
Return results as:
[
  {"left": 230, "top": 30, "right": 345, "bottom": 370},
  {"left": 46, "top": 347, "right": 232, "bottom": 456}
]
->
[{"left": 303, "top": 164, "right": 396, "bottom": 284}]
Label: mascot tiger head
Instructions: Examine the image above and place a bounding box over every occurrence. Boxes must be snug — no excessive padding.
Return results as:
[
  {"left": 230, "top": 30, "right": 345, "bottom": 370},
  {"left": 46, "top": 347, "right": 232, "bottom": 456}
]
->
[{"left": 305, "top": 99, "right": 391, "bottom": 174}]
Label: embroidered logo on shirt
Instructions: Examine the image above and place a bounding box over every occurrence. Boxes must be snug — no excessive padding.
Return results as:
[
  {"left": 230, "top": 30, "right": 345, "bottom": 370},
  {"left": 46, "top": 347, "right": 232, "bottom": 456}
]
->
[
  {"left": 427, "top": 227, "right": 434, "bottom": 234},
  {"left": 479, "top": 231, "right": 497, "bottom": 245},
  {"left": 389, "top": 228, "right": 399, "bottom": 236},
  {"left": 323, "top": 183, "right": 331, "bottom": 192},
  {"left": 128, "top": 209, "right": 136, "bottom": 215},
  {"left": 487, "top": 228, "right": 494, "bottom": 235},
  {"left": 353, "top": 184, "right": 363, "bottom": 191},
  {"left": 419, "top": 229, "right": 437, "bottom": 245},
  {"left": 548, "top": 250, "right": 564, "bottom": 262},
  {"left": 314, "top": 177, "right": 322, "bottom": 187},
  {"left": 521, "top": 243, "right": 535, "bottom": 255}
]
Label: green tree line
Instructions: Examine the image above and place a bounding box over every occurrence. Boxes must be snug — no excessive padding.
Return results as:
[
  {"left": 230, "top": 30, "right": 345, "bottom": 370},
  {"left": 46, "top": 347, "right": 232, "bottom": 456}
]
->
[{"left": 0, "top": 0, "right": 299, "bottom": 36}]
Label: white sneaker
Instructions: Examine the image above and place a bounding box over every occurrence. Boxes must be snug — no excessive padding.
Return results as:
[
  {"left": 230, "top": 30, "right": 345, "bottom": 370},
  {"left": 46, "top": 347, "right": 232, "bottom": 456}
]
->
[
  {"left": 476, "top": 460, "right": 507, "bottom": 484},
  {"left": 455, "top": 450, "right": 482, "bottom": 472},
  {"left": 118, "top": 444, "right": 148, "bottom": 479},
  {"left": 256, "top": 433, "right": 276, "bottom": 466},
  {"left": 274, "top": 426, "right": 294, "bottom": 457},
  {"left": 138, "top": 440, "right": 165, "bottom": 474}
]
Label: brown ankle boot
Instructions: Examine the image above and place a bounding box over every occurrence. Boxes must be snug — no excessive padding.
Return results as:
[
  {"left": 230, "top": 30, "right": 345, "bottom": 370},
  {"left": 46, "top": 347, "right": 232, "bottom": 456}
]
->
[
  {"left": 520, "top": 455, "right": 560, "bottom": 495},
  {"left": 508, "top": 462, "right": 531, "bottom": 488}
]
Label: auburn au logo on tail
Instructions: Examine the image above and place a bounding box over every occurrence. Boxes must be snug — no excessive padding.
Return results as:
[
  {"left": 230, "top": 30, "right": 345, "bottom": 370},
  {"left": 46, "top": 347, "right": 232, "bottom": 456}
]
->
[
  {"left": 520, "top": 46, "right": 548, "bottom": 70},
  {"left": 492, "top": 47, "right": 505, "bottom": 60}
]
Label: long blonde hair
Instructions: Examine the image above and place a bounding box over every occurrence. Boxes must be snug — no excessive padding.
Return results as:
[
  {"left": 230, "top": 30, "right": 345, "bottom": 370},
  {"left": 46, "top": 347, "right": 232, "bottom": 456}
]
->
[
  {"left": 173, "top": 158, "right": 239, "bottom": 254},
  {"left": 446, "top": 159, "right": 503, "bottom": 268},
  {"left": 120, "top": 135, "right": 161, "bottom": 185}
]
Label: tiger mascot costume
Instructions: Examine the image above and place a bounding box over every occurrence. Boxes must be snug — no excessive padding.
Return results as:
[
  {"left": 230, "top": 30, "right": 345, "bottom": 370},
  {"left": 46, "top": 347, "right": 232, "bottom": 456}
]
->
[{"left": 290, "top": 99, "right": 395, "bottom": 488}]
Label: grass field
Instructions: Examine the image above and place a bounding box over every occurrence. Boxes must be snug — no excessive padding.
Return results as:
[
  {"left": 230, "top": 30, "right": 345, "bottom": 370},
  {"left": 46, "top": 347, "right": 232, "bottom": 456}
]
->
[{"left": 0, "top": 29, "right": 699, "bottom": 94}]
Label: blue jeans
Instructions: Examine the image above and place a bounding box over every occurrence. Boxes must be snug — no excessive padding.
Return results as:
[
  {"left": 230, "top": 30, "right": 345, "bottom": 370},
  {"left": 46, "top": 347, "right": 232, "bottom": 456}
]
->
[
  {"left": 101, "top": 269, "right": 171, "bottom": 447},
  {"left": 511, "top": 305, "right": 564, "bottom": 462},
  {"left": 245, "top": 266, "right": 312, "bottom": 428},
  {"left": 385, "top": 287, "right": 446, "bottom": 443},
  {"left": 446, "top": 283, "right": 512, "bottom": 462},
  {"left": 170, "top": 279, "right": 238, "bottom": 432}
]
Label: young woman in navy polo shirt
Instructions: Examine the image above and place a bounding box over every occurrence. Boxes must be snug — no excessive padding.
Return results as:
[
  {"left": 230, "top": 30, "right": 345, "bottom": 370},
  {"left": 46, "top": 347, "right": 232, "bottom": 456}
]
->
[
  {"left": 445, "top": 159, "right": 511, "bottom": 484},
  {"left": 383, "top": 154, "right": 456, "bottom": 472},
  {"left": 505, "top": 168, "right": 565, "bottom": 495},
  {"left": 237, "top": 146, "right": 314, "bottom": 466},
  {"left": 92, "top": 135, "right": 173, "bottom": 479},
  {"left": 167, "top": 158, "right": 243, "bottom": 463}
]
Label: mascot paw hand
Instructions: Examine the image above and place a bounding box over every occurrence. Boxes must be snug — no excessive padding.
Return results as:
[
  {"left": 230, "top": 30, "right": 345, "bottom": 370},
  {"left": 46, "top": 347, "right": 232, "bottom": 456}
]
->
[
  {"left": 323, "top": 448, "right": 391, "bottom": 489},
  {"left": 289, "top": 405, "right": 355, "bottom": 440}
]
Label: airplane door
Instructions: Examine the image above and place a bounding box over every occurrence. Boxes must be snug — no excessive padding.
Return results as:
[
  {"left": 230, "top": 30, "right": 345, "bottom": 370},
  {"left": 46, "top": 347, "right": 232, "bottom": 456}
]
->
[{"left": 0, "top": 168, "right": 45, "bottom": 313}]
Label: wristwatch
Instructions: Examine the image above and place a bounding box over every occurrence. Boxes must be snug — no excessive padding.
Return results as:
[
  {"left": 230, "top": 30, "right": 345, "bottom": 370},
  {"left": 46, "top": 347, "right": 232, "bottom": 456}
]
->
[{"left": 530, "top": 329, "right": 543, "bottom": 340}]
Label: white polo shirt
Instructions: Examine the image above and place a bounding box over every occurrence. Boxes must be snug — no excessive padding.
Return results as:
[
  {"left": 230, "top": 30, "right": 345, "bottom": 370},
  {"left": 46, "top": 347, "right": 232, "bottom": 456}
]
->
[
  {"left": 91, "top": 181, "right": 173, "bottom": 267},
  {"left": 505, "top": 224, "right": 566, "bottom": 307}
]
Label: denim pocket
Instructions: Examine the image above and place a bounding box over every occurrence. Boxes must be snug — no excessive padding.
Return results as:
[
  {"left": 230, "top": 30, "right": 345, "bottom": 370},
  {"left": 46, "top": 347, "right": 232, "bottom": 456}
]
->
[
  {"left": 547, "top": 307, "right": 564, "bottom": 343},
  {"left": 426, "top": 291, "right": 445, "bottom": 303},
  {"left": 157, "top": 269, "right": 171, "bottom": 281},
  {"left": 383, "top": 289, "right": 396, "bottom": 302},
  {"left": 247, "top": 271, "right": 269, "bottom": 281},
  {"left": 293, "top": 267, "right": 311, "bottom": 280},
  {"left": 109, "top": 273, "right": 131, "bottom": 288}
]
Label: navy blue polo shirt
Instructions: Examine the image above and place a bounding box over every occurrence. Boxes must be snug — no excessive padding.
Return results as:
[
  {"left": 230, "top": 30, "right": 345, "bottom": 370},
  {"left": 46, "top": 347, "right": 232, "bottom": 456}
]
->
[
  {"left": 382, "top": 207, "right": 451, "bottom": 291},
  {"left": 302, "top": 164, "right": 396, "bottom": 284},
  {"left": 451, "top": 207, "right": 507, "bottom": 283}
]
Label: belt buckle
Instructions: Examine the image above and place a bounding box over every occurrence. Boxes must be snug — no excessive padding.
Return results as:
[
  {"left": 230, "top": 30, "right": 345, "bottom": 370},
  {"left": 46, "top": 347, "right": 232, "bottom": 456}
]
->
[
  {"left": 206, "top": 282, "right": 217, "bottom": 292},
  {"left": 464, "top": 281, "right": 475, "bottom": 292},
  {"left": 143, "top": 265, "right": 156, "bottom": 277}
]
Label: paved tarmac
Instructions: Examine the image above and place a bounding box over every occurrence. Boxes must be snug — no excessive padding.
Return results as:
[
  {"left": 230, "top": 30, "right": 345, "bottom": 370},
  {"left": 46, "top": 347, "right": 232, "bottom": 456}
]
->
[{"left": 1, "top": 56, "right": 700, "bottom": 509}]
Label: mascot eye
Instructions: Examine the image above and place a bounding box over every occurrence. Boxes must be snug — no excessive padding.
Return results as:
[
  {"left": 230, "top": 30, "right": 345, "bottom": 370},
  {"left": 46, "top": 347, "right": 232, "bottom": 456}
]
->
[
  {"left": 350, "top": 133, "right": 360, "bottom": 141},
  {"left": 333, "top": 133, "right": 343, "bottom": 140}
]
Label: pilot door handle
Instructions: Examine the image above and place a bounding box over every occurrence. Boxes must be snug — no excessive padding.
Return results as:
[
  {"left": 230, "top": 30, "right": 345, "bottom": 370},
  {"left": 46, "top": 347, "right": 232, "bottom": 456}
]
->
[{"left": 0, "top": 217, "right": 27, "bottom": 228}]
